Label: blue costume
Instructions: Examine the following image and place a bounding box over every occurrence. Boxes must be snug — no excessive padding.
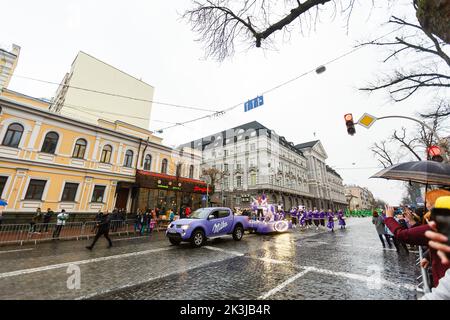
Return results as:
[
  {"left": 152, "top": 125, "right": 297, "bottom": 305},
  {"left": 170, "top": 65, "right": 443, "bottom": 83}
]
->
[
  {"left": 327, "top": 211, "right": 335, "bottom": 231},
  {"left": 338, "top": 210, "right": 346, "bottom": 228},
  {"left": 319, "top": 210, "right": 326, "bottom": 227}
]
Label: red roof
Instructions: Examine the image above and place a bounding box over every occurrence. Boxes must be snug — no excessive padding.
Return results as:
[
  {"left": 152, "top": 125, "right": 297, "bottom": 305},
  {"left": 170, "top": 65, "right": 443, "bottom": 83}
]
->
[{"left": 136, "top": 170, "right": 207, "bottom": 185}]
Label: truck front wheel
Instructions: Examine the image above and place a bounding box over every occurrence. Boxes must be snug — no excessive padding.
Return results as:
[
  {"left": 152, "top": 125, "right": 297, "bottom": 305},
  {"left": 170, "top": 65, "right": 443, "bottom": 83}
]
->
[
  {"left": 191, "top": 229, "right": 205, "bottom": 248},
  {"left": 232, "top": 225, "right": 244, "bottom": 241}
]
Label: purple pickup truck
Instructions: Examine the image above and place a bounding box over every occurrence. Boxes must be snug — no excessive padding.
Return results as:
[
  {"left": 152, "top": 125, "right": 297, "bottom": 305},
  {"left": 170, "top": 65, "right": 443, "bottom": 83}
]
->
[{"left": 166, "top": 207, "right": 249, "bottom": 248}]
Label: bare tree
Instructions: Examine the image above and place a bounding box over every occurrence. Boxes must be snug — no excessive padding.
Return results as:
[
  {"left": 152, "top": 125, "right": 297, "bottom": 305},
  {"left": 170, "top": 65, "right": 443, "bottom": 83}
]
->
[
  {"left": 392, "top": 127, "right": 423, "bottom": 161},
  {"left": 415, "top": 0, "right": 450, "bottom": 44},
  {"left": 371, "top": 100, "right": 450, "bottom": 167},
  {"left": 419, "top": 99, "right": 450, "bottom": 120},
  {"left": 201, "top": 167, "right": 224, "bottom": 190},
  {"left": 183, "top": 0, "right": 364, "bottom": 60},
  {"left": 370, "top": 140, "right": 396, "bottom": 168},
  {"left": 359, "top": 14, "right": 450, "bottom": 101}
]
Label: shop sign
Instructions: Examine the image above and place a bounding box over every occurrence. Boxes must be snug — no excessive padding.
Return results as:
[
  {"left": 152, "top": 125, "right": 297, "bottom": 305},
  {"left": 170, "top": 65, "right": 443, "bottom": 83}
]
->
[{"left": 194, "top": 186, "right": 208, "bottom": 193}]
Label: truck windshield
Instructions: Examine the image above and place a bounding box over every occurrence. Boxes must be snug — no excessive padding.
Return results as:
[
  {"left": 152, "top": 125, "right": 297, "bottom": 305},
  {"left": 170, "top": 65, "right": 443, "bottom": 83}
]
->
[{"left": 189, "top": 208, "right": 211, "bottom": 219}]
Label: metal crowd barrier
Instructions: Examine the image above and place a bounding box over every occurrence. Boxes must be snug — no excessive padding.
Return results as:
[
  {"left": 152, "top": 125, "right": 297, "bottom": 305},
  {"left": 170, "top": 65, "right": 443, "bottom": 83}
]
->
[
  {"left": 0, "top": 224, "right": 30, "bottom": 245},
  {"left": 0, "top": 219, "right": 136, "bottom": 245},
  {"left": 417, "top": 246, "right": 431, "bottom": 294},
  {"left": 26, "top": 222, "right": 84, "bottom": 244}
]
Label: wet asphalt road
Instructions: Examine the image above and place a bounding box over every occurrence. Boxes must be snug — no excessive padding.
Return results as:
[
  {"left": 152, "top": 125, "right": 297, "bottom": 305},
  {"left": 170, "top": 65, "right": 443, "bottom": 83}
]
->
[{"left": 0, "top": 218, "right": 421, "bottom": 300}]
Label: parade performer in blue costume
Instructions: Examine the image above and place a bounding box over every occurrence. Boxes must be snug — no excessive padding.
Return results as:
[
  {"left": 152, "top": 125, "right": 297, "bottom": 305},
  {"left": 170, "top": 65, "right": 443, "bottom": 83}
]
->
[
  {"left": 312, "top": 208, "right": 320, "bottom": 230},
  {"left": 327, "top": 209, "right": 335, "bottom": 232},
  {"left": 338, "top": 209, "right": 346, "bottom": 229},
  {"left": 306, "top": 209, "right": 313, "bottom": 229},
  {"left": 319, "top": 209, "right": 326, "bottom": 228},
  {"left": 291, "top": 207, "right": 298, "bottom": 228},
  {"left": 299, "top": 209, "right": 305, "bottom": 228}
]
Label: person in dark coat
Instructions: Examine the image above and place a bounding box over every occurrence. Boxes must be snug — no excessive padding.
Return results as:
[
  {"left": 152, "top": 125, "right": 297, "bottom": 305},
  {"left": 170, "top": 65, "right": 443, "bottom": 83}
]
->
[
  {"left": 86, "top": 211, "right": 112, "bottom": 250},
  {"left": 42, "top": 208, "right": 53, "bottom": 232}
]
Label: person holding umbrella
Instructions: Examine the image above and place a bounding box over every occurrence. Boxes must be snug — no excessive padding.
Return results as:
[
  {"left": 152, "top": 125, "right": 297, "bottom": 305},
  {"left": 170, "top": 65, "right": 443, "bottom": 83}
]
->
[{"left": 384, "top": 192, "right": 450, "bottom": 288}]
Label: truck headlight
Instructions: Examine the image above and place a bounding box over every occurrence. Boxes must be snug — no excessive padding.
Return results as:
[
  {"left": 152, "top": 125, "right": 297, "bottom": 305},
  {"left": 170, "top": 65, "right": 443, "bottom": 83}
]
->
[{"left": 181, "top": 225, "right": 190, "bottom": 230}]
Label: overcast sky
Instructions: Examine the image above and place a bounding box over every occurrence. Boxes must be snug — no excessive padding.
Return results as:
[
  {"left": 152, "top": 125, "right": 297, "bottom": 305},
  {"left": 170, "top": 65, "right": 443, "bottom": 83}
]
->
[{"left": 3, "top": 0, "right": 448, "bottom": 205}]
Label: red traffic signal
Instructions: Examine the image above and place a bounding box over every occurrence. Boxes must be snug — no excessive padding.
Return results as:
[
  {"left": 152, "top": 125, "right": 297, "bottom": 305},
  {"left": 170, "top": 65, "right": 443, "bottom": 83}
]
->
[
  {"left": 427, "top": 145, "right": 443, "bottom": 162},
  {"left": 344, "top": 113, "right": 356, "bottom": 136}
]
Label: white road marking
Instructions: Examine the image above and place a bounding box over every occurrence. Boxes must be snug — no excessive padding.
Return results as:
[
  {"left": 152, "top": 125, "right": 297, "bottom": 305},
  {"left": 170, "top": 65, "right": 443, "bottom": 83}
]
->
[
  {"left": 303, "top": 266, "right": 418, "bottom": 291},
  {"left": 258, "top": 269, "right": 311, "bottom": 300},
  {"left": 247, "top": 255, "right": 418, "bottom": 293},
  {"left": 203, "top": 246, "right": 244, "bottom": 257},
  {"left": 0, "top": 247, "right": 173, "bottom": 279},
  {"left": 113, "top": 236, "right": 146, "bottom": 242},
  {"left": 0, "top": 248, "right": 34, "bottom": 254},
  {"left": 76, "top": 254, "right": 240, "bottom": 300}
]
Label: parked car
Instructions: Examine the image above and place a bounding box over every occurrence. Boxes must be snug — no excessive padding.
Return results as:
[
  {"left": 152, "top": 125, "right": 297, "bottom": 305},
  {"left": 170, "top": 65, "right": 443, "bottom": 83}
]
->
[{"left": 166, "top": 207, "right": 249, "bottom": 247}]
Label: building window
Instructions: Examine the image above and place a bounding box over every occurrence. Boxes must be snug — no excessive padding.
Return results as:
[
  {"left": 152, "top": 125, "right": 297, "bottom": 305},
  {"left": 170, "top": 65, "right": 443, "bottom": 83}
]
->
[
  {"left": 161, "top": 158, "right": 168, "bottom": 174},
  {"left": 250, "top": 174, "right": 257, "bottom": 186},
  {"left": 223, "top": 177, "right": 228, "bottom": 189},
  {"left": 100, "top": 145, "right": 112, "bottom": 163},
  {"left": 41, "top": 131, "right": 59, "bottom": 154},
  {"left": 176, "top": 163, "right": 182, "bottom": 177},
  {"left": 236, "top": 176, "right": 242, "bottom": 188},
  {"left": 61, "top": 183, "right": 79, "bottom": 202},
  {"left": 123, "top": 150, "right": 134, "bottom": 167},
  {"left": 2, "top": 123, "right": 24, "bottom": 148},
  {"left": 25, "top": 179, "right": 47, "bottom": 200},
  {"left": 144, "top": 154, "right": 152, "bottom": 171},
  {"left": 250, "top": 143, "right": 256, "bottom": 151},
  {"left": 224, "top": 163, "right": 229, "bottom": 171},
  {"left": 0, "top": 176, "right": 7, "bottom": 197},
  {"left": 91, "top": 185, "right": 106, "bottom": 203},
  {"left": 72, "top": 138, "right": 87, "bottom": 159},
  {"left": 189, "top": 165, "right": 194, "bottom": 179}
]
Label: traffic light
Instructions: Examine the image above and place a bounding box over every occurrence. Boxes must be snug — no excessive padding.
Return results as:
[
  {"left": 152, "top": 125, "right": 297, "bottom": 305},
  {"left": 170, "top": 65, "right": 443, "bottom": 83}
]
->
[
  {"left": 427, "top": 145, "right": 444, "bottom": 162},
  {"left": 344, "top": 113, "right": 356, "bottom": 136}
]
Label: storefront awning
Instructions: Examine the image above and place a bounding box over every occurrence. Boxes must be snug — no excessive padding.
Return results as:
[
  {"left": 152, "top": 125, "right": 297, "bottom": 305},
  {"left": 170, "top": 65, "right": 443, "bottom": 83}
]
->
[{"left": 136, "top": 170, "right": 213, "bottom": 194}]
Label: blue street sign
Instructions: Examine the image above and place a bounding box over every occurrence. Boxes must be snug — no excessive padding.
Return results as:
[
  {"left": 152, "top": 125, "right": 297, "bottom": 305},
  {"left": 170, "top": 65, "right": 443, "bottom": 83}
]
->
[
  {"left": 202, "top": 195, "right": 207, "bottom": 201},
  {"left": 244, "top": 95, "right": 264, "bottom": 112}
]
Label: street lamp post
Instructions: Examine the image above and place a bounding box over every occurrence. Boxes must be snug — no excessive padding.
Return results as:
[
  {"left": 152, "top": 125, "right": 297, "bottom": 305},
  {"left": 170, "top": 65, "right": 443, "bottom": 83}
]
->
[{"left": 355, "top": 114, "right": 448, "bottom": 162}]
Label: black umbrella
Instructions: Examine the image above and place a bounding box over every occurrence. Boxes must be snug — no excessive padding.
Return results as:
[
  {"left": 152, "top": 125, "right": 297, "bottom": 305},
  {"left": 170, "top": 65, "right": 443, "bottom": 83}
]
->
[{"left": 370, "top": 160, "right": 450, "bottom": 186}]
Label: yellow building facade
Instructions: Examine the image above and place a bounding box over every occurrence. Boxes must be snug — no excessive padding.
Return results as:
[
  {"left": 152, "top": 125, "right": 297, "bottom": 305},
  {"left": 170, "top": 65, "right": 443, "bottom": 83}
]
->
[{"left": 0, "top": 93, "right": 203, "bottom": 215}]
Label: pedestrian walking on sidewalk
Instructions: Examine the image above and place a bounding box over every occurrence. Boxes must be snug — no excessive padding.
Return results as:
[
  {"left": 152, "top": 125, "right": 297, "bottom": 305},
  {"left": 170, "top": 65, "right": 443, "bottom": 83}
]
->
[
  {"left": 86, "top": 211, "right": 112, "bottom": 250},
  {"left": 53, "top": 209, "right": 68, "bottom": 239}
]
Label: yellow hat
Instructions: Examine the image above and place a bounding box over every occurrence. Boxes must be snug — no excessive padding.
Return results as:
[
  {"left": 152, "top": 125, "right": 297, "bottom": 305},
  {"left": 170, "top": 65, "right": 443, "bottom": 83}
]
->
[
  {"left": 426, "top": 189, "right": 450, "bottom": 206},
  {"left": 435, "top": 196, "right": 450, "bottom": 209}
]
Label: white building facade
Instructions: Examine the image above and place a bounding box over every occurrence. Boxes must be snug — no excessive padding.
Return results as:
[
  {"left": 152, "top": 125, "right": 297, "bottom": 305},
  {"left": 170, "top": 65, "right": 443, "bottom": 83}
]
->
[
  {"left": 0, "top": 44, "right": 20, "bottom": 90},
  {"left": 183, "top": 121, "right": 347, "bottom": 211},
  {"left": 50, "top": 51, "right": 154, "bottom": 130}
]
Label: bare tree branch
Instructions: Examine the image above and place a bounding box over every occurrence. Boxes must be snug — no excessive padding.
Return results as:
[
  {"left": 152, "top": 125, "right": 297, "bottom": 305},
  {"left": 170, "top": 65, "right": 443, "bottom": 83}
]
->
[
  {"left": 370, "top": 141, "right": 395, "bottom": 168},
  {"left": 359, "top": 9, "right": 450, "bottom": 101},
  {"left": 392, "top": 127, "right": 422, "bottom": 161},
  {"left": 183, "top": 0, "right": 363, "bottom": 60}
]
